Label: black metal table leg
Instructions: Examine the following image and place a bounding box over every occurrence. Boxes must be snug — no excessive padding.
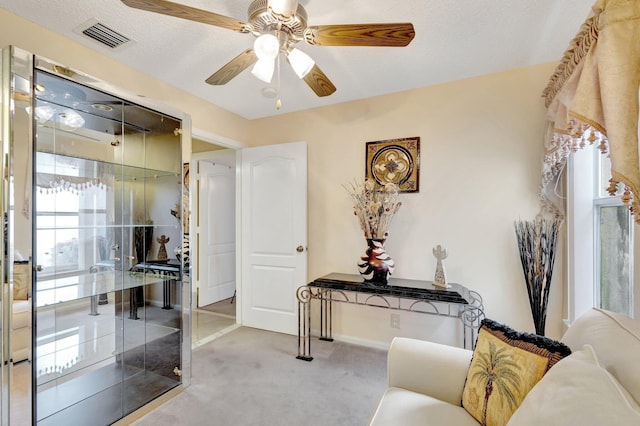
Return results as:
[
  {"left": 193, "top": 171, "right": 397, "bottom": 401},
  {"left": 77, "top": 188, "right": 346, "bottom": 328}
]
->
[
  {"left": 129, "top": 287, "right": 139, "bottom": 319},
  {"left": 319, "top": 289, "right": 333, "bottom": 342},
  {"left": 162, "top": 277, "right": 173, "bottom": 309},
  {"left": 296, "top": 286, "right": 313, "bottom": 361}
]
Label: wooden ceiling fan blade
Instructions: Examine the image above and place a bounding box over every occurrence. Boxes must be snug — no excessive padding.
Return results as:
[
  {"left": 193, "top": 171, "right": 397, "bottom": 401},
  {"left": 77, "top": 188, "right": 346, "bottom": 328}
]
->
[
  {"left": 304, "top": 23, "right": 415, "bottom": 47},
  {"left": 121, "top": 0, "right": 249, "bottom": 33},
  {"left": 302, "top": 65, "right": 336, "bottom": 97},
  {"left": 206, "top": 49, "right": 258, "bottom": 85}
]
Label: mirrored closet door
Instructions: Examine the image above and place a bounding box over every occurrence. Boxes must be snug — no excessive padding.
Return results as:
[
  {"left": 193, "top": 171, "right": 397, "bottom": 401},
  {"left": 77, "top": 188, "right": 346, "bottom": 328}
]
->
[{"left": 1, "top": 46, "right": 190, "bottom": 425}]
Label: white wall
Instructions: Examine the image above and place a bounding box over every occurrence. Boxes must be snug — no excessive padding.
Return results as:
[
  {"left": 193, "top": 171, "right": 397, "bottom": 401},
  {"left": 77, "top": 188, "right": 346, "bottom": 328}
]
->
[{"left": 248, "top": 63, "right": 565, "bottom": 344}]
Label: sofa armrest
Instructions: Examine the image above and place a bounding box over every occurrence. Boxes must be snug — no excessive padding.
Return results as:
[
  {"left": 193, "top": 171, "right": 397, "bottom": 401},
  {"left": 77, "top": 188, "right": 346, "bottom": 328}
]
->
[{"left": 387, "top": 337, "right": 473, "bottom": 406}]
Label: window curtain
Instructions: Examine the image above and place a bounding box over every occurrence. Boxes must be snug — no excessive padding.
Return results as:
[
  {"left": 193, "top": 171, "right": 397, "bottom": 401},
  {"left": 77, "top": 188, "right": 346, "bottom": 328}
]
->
[{"left": 541, "top": 0, "right": 640, "bottom": 220}]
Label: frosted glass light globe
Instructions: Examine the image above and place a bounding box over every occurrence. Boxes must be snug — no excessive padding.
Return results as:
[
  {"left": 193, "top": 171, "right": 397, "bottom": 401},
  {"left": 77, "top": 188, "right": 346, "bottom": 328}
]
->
[{"left": 254, "top": 34, "right": 280, "bottom": 60}]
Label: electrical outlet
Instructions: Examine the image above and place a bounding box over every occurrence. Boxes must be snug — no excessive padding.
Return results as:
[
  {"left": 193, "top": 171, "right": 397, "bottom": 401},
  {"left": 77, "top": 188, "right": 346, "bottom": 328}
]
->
[{"left": 390, "top": 314, "right": 400, "bottom": 329}]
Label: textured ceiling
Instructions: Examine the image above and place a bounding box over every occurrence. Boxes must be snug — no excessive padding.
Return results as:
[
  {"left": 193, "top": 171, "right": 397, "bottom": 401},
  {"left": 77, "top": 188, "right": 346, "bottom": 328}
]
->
[{"left": 1, "top": 0, "right": 594, "bottom": 120}]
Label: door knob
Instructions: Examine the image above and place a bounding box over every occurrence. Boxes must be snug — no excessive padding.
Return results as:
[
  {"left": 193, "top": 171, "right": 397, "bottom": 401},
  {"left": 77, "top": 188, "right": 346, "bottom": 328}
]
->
[
  {"left": 33, "top": 265, "right": 43, "bottom": 272},
  {"left": 296, "top": 245, "right": 305, "bottom": 253}
]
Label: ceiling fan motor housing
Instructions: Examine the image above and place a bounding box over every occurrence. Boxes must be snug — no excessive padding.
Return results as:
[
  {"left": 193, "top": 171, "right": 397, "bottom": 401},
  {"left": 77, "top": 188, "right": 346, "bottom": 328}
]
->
[{"left": 248, "top": 0, "right": 308, "bottom": 45}]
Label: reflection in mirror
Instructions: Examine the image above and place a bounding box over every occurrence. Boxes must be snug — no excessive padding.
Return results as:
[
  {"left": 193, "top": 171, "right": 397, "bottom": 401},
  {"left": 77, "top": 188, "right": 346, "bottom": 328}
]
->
[
  {"left": 1, "top": 47, "right": 187, "bottom": 425},
  {"left": 2, "top": 46, "right": 35, "bottom": 426},
  {"left": 27, "top": 67, "right": 183, "bottom": 425}
]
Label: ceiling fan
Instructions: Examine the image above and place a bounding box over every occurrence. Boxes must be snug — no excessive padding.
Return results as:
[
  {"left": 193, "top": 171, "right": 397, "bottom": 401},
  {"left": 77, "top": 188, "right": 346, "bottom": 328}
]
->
[{"left": 121, "top": 0, "right": 415, "bottom": 98}]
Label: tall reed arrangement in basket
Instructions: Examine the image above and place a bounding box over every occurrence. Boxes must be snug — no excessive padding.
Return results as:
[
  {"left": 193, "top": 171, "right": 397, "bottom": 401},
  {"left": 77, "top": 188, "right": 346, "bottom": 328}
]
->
[{"left": 514, "top": 217, "right": 561, "bottom": 336}]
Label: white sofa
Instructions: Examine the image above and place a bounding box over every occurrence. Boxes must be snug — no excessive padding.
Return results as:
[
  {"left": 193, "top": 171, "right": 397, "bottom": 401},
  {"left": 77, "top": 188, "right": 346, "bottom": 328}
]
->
[
  {"left": 11, "top": 298, "right": 31, "bottom": 362},
  {"left": 369, "top": 308, "right": 640, "bottom": 425},
  {"left": 7, "top": 262, "right": 32, "bottom": 363}
]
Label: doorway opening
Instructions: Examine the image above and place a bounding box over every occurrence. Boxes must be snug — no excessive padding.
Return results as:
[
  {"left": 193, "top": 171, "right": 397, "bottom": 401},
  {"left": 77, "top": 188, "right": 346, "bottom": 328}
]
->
[{"left": 191, "top": 137, "right": 241, "bottom": 348}]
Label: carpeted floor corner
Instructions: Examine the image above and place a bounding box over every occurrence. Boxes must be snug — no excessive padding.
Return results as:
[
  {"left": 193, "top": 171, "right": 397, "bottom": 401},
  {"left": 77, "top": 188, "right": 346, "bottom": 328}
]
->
[{"left": 133, "top": 327, "right": 388, "bottom": 426}]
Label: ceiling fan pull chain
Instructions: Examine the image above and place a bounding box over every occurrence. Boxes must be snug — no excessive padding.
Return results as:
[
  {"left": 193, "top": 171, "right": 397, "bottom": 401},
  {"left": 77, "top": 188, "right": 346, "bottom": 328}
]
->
[{"left": 276, "top": 54, "right": 282, "bottom": 110}]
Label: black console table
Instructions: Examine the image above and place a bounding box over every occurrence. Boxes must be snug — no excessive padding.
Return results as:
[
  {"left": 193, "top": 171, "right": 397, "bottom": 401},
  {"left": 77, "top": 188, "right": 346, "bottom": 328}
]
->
[{"left": 296, "top": 273, "right": 485, "bottom": 361}]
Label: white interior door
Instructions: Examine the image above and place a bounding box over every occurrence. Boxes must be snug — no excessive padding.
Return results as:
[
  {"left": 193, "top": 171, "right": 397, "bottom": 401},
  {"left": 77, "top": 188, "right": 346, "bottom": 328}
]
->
[
  {"left": 240, "top": 141, "right": 307, "bottom": 335},
  {"left": 198, "top": 155, "right": 236, "bottom": 307}
]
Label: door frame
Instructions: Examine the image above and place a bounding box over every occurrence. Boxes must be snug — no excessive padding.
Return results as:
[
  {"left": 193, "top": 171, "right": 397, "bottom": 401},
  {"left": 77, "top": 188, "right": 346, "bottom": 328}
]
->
[
  {"left": 191, "top": 129, "right": 245, "bottom": 320},
  {"left": 192, "top": 148, "right": 238, "bottom": 309}
]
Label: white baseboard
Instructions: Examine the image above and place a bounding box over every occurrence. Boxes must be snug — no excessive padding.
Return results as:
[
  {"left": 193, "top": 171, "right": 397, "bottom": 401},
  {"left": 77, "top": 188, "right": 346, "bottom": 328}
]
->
[
  {"left": 192, "top": 323, "right": 240, "bottom": 349},
  {"left": 310, "top": 329, "right": 390, "bottom": 351}
]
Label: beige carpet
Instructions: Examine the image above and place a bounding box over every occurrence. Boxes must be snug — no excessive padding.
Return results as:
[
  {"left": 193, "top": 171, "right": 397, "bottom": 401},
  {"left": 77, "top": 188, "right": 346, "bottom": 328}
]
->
[{"left": 134, "top": 327, "right": 388, "bottom": 426}]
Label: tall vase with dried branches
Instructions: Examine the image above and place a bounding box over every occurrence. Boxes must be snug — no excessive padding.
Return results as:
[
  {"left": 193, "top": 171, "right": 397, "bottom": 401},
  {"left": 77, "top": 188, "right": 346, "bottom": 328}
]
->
[
  {"left": 344, "top": 179, "right": 402, "bottom": 284},
  {"left": 514, "top": 217, "right": 561, "bottom": 336}
]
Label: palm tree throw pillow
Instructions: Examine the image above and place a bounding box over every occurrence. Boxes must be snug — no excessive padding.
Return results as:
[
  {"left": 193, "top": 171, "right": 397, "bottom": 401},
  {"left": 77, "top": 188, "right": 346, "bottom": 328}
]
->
[{"left": 461, "top": 319, "right": 572, "bottom": 426}]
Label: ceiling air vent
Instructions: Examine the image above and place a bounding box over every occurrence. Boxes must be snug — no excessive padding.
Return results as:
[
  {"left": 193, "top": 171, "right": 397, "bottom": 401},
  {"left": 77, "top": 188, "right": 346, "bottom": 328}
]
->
[{"left": 74, "top": 19, "right": 135, "bottom": 51}]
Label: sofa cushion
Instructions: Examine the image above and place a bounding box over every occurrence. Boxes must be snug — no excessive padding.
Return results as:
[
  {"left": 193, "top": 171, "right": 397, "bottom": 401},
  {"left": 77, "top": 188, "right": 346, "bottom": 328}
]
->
[
  {"left": 11, "top": 326, "right": 30, "bottom": 362},
  {"left": 387, "top": 337, "right": 473, "bottom": 406},
  {"left": 12, "top": 299, "right": 31, "bottom": 329},
  {"left": 369, "top": 387, "right": 479, "bottom": 426},
  {"left": 462, "top": 318, "right": 571, "bottom": 426},
  {"left": 13, "top": 262, "right": 30, "bottom": 300},
  {"left": 507, "top": 344, "right": 640, "bottom": 426},
  {"left": 561, "top": 307, "right": 640, "bottom": 405}
]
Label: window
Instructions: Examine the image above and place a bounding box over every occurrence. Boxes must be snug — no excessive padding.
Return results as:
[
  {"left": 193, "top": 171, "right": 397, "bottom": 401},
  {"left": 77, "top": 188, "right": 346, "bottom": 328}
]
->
[
  {"left": 594, "top": 152, "right": 633, "bottom": 315},
  {"left": 36, "top": 190, "right": 80, "bottom": 273},
  {"left": 35, "top": 152, "right": 111, "bottom": 277},
  {"left": 567, "top": 144, "right": 637, "bottom": 322}
]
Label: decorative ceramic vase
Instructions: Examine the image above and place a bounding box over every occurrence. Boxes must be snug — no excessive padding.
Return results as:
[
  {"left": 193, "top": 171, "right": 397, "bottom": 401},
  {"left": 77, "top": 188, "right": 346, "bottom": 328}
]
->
[{"left": 358, "top": 238, "right": 395, "bottom": 284}]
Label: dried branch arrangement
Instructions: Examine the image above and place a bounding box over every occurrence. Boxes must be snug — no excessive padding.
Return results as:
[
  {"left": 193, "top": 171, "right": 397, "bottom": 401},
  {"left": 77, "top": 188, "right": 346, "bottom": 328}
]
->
[
  {"left": 514, "top": 217, "right": 561, "bottom": 336},
  {"left": 344, "top": 179, "right": 402, "bottom": 239}
]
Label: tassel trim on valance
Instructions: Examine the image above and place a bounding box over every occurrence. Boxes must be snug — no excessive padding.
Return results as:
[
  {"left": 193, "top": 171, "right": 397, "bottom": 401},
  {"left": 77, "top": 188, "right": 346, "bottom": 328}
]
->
[
  {"left": 36, "top": 173, "right": 113, "bottom": 194},
  {"left": 541, "top": 117, "right": 640, "bottom": 223},
  {"left": 542, "top": 6, "right": 603, "bottom": 108}
]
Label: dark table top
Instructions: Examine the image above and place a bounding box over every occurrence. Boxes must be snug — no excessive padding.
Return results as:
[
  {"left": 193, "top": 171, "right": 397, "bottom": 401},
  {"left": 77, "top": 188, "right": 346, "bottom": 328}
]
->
[
  {"left": 309, "top": 273, "right": 470, "bottom": 305},
  {"left": 133, "top": 261, "right": 181, "bottom": 273}
]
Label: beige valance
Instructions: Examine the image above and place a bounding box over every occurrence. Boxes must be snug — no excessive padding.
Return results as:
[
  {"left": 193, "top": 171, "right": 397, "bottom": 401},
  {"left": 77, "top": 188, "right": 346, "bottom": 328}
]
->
[{"left": 542, "top": 0, "right": 640, "bottom": 220}]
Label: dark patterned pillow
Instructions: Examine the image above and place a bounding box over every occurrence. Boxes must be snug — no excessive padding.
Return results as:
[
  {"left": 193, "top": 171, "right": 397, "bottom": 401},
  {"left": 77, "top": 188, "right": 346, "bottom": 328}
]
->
[{"left": 461, "top": 319, "right": 571, "bottom": 426}]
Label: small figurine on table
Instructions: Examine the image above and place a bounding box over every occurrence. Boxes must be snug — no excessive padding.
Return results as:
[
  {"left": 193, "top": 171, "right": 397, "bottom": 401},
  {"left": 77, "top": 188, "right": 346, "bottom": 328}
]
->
[
  {"left": 157, "top": 235, "right": 170, "bottom": 260},
  {"left": 432, "top": 245, "right": 451, "bottom": 289}
]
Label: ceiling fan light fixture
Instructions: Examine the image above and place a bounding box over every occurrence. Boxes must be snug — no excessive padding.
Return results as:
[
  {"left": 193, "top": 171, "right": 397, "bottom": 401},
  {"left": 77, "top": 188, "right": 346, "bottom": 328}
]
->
[
  {"left": 253, "top": 33, "right": 280, "bottom": 60},
  {"left": 268, "top": 0, "right": 298, "bottom": 18},
  {"left": 252, "top": 58, "right": 275, "bottom": 83},
  {"left": 34, "top": 105, "right": 55, "bottom": 122},
  {"left": 287, "top": 48, "right": 315, "bottom": 79},
  {"left": 58, "top": 110, "right": 85, "bottom": 130}
]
